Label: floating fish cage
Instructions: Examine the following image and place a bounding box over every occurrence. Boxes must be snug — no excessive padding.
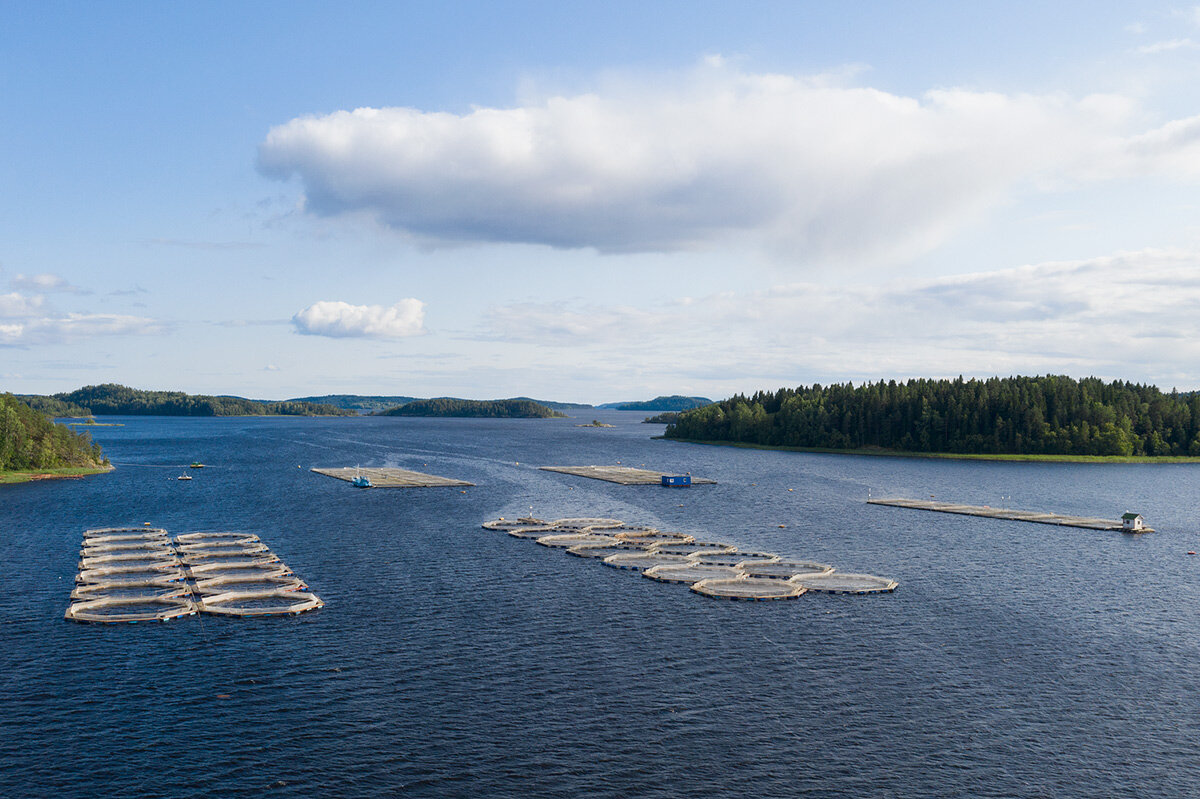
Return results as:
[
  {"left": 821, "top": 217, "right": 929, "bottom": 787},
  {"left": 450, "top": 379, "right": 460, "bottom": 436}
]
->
[
  {"left": 535, "top": 533, "right": 620, "bottom": 548},
  {"left": 70, "top": 584, "right": 192, "bottom": 602},
  {"left": 198, "top": 589, "right": 324, "bottom": 617},
  {"left": 481, "top": 518, "right": 548, "bottom": 531},
  {"left": 83, "top": 528, "right": 169, "bottom": 544},
  {"left": 790, "top": 573, "right": 899, "bottom": 594},
  {"left": 691, "top": 576, "right": 808, "bottom": 601},
  {"left": 193, "top": 574, "right": 308, "bottom": 595},
  {"left": 175, "top": 532, "right": 263, "bottom": 545},
  {"left": 650, "top": 541, "right": 738, "bottom": 557},
  {"left": 738, "top": 560, "right": 834, "bottom": 579},
  {"left": 690, "top": 551, "right": 781, "bottom": 567},
  {"left": 614, "top": 531, "right": 696, "bottom": 546},
  {"left": 77, "top": 564, "right": 186, "bottom": 583},
  {"left": 506, "top": 525, "right": 567, "bottom": 539},
  {"left": 642, "top": 563, "right": 743, "bottom": 584},
  {"left": 601, "top": 551, "right": 696, "bottom": 571},
  {"left": 551, "top": 517, "right": 624, "bottom": 531},
  {"left": 564, "top": 542, "right": 654, "bottom": 558},
  {"left": 80, "top": 539, "right": 175, "bottom": 556},
  {"left": 64, "top": 596, "right": 198, "bottom": 623}
]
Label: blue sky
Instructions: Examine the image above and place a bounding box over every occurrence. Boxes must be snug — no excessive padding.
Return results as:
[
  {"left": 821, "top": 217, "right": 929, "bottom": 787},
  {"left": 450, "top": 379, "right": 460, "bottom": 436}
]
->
[{"left": 4, "top": 1, "right": 1200, "bottom": 402}]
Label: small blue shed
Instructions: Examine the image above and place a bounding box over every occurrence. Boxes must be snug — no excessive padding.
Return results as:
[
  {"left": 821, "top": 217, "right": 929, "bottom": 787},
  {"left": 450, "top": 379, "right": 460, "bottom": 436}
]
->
[{"left": 661, "top": 475, "right": 691, "bottom": 487}]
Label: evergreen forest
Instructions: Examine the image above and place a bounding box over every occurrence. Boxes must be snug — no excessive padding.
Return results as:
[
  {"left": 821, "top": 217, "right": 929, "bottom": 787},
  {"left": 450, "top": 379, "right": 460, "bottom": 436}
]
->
[
  {"left": 0, "top": 394, "right": 108, "bottom": 471},
  {"left": 380, "top": 398, "right": 565, "bottom": 418},
  {"left": 664, "top": 376, "right": 1200, "bottom": 457},
  {"left": 28, "top": 384, "right": 353, "bottom": 417}
]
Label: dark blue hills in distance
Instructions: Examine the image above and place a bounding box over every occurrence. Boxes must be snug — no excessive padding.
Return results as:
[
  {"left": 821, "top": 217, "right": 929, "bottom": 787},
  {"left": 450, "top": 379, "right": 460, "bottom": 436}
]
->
[{"left": 595, "top": 395, "right": 713, "bottom": 411}]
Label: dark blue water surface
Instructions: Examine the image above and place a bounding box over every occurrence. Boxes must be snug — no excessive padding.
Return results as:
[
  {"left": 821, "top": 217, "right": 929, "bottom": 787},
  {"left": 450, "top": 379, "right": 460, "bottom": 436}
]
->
[{"left": 4, "top": 411, "right": 1200, "bottom": 797}]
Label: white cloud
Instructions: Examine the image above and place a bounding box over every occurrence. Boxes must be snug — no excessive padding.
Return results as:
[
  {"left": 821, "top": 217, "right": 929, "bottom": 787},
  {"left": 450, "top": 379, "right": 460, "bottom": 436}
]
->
[
  {"left": 1136, "top": 38, "right": 1198, "bottom": 54},
  {"left": 479, "top": 249, "right": 1200, "bottom": 389},
  {"left": 9, "top": 273, "right": 89, "bottom": 294},
  {"left": 292, "top": 299, "right": 425, "bottom": 338},
  {"left": 0, "top": 292, "right": 44, "bottom": 317},
  {"left": 258, "top": 63, "right": 1199, "bottom": 265},
  {"left": 0, "top": 313, "right": 163, "bottom": 347}
]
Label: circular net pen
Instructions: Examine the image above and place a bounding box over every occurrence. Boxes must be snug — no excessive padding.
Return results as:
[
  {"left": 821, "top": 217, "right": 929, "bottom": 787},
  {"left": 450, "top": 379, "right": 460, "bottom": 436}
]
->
[
  {"left": 691, "top": 576, "right": 808, "bottom": 601},
  {"left": 601, "top": 551, "right": 697, "bottom": 572},
  {"left": 80, "top": 539, "right": 175, "bottom": 556},
  {"left": 481, "top": 517, "right": 548, "bottom": 531},
  {"left": 64, "top": 596, "right": 197, "bottom": 623},
  {"left": 79, "top": 550, "right": 179, "bottom": 568},
  {"left": 180, "top": 544, "right": 276, "bottom": 563},
  {"left": 650, "top": 541, "right": 738, "bottom": 557},
  {"left": 790, "top": 573, "right": 899, "bottom": 594},
  {"left": 83, "top": 528, "right": 169, "bottom": 544},
  {"left": 536, "top": 532, "right": 620, "bottom": 549},
  {"left": 614, "top": 531, "right": 696, "bottom": 546},
  {"left": 175, "top": 532, "right": 263, "bottom": 545},
  {"left": 642, "top": 563, "right": 744, "bottom": 584},
  {"left": 738, "top": 560, "right": 834, "bottom": 580},
  {"left": 187, "top": 559, "right": 297, "bottom": 578},
  {"left": 505, "top": 525, "right": 566, "bottom": 539},
  {"left": 194, "top": 574, "right": 309, "bottom": 595},
  {"left": 71, "top": 583, "right": 192, "bottom": 602},
  {"left": 565, "top": 542, "right": 653, "bottom": 559},
  {"left": 77, "top": 562, "right": 185, "bottom": 582},
  {"left": 551, "top": 517, "right": 624, "bottom": 531},
  {"left": 199, "top": 589, "right": 324, "bottom": 617},
  {"left": 186, "top": 559, "right": 292, "bottom": 577},
  {"left": 600, "top": 524, "right": 659, "bottom": 535},
  {"left": 73, "top": 572, "right": 188, "bottom": 593},
  {"left": 691, "top": 551, "right": 781, "bottom": 567}
]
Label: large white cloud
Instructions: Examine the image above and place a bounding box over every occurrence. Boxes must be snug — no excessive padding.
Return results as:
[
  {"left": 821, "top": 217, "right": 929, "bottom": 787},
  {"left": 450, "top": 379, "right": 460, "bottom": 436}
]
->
[
  {"left": 257, "top": 64, "right": 1192, "bottom": 263},
  {"left": 480, "top": 248, "right": 1200, "bottom": 389},
  {"left": 292, "top": 299, "right": 425, "bottom": 338}
]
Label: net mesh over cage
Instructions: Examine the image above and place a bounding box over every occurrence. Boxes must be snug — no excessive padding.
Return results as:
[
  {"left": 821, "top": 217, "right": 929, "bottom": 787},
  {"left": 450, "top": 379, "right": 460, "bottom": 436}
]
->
[
  {"left": 564, "top": 542, "right": 653, "bottom": 558},
  {"left": 650, "top": 541, "right": 738, "bottom": 557},
  {"left": 691, "top": 551, "right": 780, "bottom": 567},
  {"left": 614, "top": 531, "right": 696, "bottom": 546},
  {"left": 198, "top": 589, "right": 324, "bottom": 617},
  {"left": 551, "top": 517, "right": 624, "bottom": 531},
  {"left": 506, "top": 525, "right": 566, "bottom": 539},
  {"left": 642, "top": 563, "right": 743, "bottom": 584},
  {"left": 789, "top": 572, "right": 899, "bottom": 594},
  {"left": 691, "top": 576, "right": 807, "bottom": 601},
  {"left": 737, "top": 560, "right": 834, "bottom": 579},
  {"left": 482, "top": 517, "right": 548, "bottom": 531},
  {"left": 601, "top": 551, "right": 697, "bottom": 571},
  {"left": 535, "top": 533, "right": 620, "bottom": 548},
  {"left": 64, "top": 596, "right": 198, "bottom": 623}
]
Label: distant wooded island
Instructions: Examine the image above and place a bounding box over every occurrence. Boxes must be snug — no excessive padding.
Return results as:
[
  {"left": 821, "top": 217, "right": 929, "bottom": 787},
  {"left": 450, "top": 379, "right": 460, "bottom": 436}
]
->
[
  {"left": 378, "top": 398, "right": 566, "bottom": 418},
  {"left": 19, "top": 384, "right": 353, "bottom": 417},
  {"left": 598, "top": 395, "right": 713, "bottom": 411},
  {"left": 665, "top": 376, "right": 1200, "bottom": 458},
  {"left": 1, "top": 394, "right": 110, "bottom": 483}
]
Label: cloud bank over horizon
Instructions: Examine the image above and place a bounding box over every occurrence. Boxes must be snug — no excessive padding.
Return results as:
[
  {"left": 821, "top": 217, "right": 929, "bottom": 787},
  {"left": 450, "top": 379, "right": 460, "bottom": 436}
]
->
[
  {"left": 258, "top": 63, "right": 1200, "bottom": 266},
  {"left": 292, "top": 299, "right": 426, "bottom": 339}
]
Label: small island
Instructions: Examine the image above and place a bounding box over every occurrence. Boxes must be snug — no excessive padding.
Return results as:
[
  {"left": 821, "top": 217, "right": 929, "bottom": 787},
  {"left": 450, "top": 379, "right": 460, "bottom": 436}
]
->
[
  {"left": 598, "top": 395, "right": 713, "bottom": 411},
  {"left": 1, "top": 394, "right": 112, "bottom": 484},
  {"left": 18, "top": 383, "right": 354, "bottom": 417},
  {"left": 576, "top": 419, "right": 615, "bottom": 427},
  {"left": 378, "top": 398, "right": 566, "bottom": 418}
]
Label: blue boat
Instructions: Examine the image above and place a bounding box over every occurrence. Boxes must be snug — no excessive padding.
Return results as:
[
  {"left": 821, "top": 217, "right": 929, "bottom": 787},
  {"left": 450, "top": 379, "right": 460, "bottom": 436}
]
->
[
  {"left": 661, "top": 475, "right": 691, "bottom": 487},
  {"left": 352, "top": 467, "right": 371, "bottom": 488}
]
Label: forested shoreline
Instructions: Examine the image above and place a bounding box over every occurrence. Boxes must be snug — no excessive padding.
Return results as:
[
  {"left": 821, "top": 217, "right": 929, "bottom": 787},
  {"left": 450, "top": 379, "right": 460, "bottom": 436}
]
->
[
  {"left": 1, "top": 394, "right": 109, "bottom": 474},
  {"left": 664, "top": 376, "right": 1200, "bottom": 457},
  {"left": 21, "top": 384, "right": 353, "bottom": 417},
  {"left": 379, "top": 398, "right": 565, "bottom": 418}
]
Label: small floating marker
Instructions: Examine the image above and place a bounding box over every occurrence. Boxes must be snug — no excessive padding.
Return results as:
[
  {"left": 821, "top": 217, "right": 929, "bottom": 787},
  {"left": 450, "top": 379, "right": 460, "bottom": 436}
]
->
[
  {"left": 778, "top": 524, "right": 786, "bottom": 528},
  {"left": 216, "top": 694, "right": 231, "bottom": 700},
  {"left": 143, "top": 522, "right": 152, "bottom": 526},
  {"left": 787, "top": 488, "right": 793, "bottom": 492},
  {"left": 1189, "top": 551, "right": 1196, "bottom": 555}
]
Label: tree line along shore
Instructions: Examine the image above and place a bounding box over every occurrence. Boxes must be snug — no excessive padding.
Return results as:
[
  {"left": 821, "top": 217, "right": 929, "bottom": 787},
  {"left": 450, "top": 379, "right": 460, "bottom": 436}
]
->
[
  {"left": 664, "top": 376, "right": 1200, "bottom": 459},
  {"left": 0, "top": 394, "right": 110, "bottom": 483}
]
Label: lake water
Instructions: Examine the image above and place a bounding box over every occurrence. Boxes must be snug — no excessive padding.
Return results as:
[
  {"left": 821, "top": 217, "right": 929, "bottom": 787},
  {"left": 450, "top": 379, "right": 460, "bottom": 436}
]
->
[{"left": 4, "top": 411, "right": 1200, "bottom": 797}]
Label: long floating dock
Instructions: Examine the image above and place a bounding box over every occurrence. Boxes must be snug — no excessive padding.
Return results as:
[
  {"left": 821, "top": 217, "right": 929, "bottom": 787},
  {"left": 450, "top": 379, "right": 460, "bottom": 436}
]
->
[
  {"left": 311, "top": 467, "right": 474, "bottom": 488},
  {"left": 868, "top": 498, "right": 1153, "bottom": 532},
  {"left": 538, "top": 465, "right": 716, "bottom": 485}
]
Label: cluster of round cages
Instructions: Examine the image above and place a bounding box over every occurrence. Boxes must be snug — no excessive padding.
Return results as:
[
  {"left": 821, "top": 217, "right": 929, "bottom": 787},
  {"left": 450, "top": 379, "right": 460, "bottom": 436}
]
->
[
  {"left": 176, "top": 532, "right": 323, "bottom": 616},
  {"left": 66, "top": 527, "right": 197, "bottom": 623},
  {"left": 482, "top": 516, "right": 899, "bottom": 601}
]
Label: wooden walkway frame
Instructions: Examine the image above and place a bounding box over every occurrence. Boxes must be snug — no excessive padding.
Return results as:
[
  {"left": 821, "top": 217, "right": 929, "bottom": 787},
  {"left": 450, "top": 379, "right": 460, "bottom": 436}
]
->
[
  {"left": 311, "top": 466, "right": 474, "bottom": 488},
  {"left": 538, "top": 465, "right": 715, "bottom": 485},
  {"left": 867, "top": 498, "right": 1154, "bottom": 532}
]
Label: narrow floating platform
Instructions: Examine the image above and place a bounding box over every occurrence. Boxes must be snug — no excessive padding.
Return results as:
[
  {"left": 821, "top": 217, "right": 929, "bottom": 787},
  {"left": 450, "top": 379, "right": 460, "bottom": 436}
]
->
[
  {"left": 311, "top": 467, "right": 474, "bottom": 488},
  {"left": 538, "top": 465, "right": 715, "bottom": 485},
  {"left": 868, "top": 498, "right": 1154, "bottom": 532}
]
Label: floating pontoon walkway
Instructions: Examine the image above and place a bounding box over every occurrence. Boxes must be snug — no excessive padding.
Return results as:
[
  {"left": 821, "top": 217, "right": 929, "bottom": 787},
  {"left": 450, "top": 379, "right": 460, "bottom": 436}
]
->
[
  {"left": 538, "top": 465, "right": 716, "bottom": 485},
  {"left": 311, "top": 466, "right": 474, "bottom": 488},
  {"left": 867, "top": 498, "right": 1154, "bottom": 532}
]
